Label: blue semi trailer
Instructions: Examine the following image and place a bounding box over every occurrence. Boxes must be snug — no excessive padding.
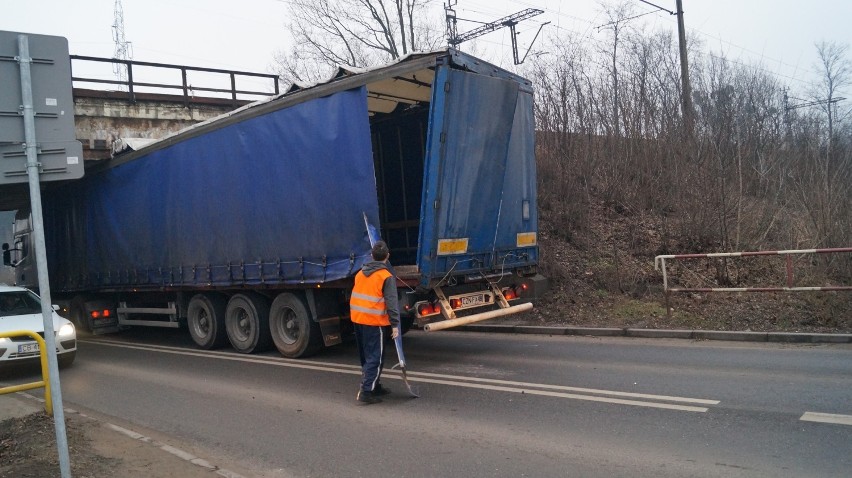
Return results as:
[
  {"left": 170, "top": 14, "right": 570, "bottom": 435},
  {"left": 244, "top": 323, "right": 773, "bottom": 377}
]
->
[{"left": 3, "top": 49, "right": 543, "bottom": 357}]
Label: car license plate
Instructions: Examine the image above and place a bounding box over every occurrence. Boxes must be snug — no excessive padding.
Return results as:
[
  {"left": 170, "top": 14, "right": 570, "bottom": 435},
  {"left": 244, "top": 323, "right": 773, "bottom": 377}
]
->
[
  {"left": 18, "top": 343, "right": 39, "bottom": 354},
  {"left": 460, "top": 294, "right": 487, "bottom": 307}
]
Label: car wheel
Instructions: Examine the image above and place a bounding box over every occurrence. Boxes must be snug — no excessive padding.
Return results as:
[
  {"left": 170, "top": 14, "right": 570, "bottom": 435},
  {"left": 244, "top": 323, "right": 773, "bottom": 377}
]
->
[{"left": 58, "top": 351, "right": 76, "bottom": 369}]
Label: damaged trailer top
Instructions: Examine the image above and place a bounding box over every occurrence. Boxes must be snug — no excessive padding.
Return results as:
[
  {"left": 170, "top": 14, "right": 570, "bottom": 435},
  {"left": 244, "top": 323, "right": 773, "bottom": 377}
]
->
[{"left": 41, "top": 48, "right": 538, "bottom": 293}]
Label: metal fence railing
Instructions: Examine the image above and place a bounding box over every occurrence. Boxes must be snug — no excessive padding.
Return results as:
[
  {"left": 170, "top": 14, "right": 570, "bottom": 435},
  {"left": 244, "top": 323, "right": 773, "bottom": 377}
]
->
[
  {"left": 655, "top": 247, "right": 852, "bottom": 318},
  {"left": 70, "top": 55, "right": 281, "bottom": 106}
]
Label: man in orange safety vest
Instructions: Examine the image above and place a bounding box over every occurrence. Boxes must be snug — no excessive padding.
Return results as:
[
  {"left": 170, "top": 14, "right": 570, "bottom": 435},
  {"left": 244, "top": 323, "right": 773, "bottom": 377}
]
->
[{"left": 350, "top": 240, "right": 400, "bottom": 404}]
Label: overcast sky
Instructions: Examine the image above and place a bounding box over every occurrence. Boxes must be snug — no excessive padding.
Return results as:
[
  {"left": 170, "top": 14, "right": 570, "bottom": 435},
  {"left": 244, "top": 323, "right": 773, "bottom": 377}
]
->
[{"left": 3, "top": 0, "right": 851, "bottom": 97}]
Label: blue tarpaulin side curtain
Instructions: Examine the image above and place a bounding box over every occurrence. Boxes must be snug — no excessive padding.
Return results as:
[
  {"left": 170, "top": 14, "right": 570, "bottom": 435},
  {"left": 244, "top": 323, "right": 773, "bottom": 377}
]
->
[{"left": 44, "top": 87, "right": 379, "bottom": 290}]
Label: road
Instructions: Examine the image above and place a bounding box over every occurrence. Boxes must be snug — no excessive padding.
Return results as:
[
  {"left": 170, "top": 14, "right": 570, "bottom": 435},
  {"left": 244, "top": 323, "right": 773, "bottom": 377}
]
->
[{"left": 6, "top": 328, "right": 852, "bottom": 477}]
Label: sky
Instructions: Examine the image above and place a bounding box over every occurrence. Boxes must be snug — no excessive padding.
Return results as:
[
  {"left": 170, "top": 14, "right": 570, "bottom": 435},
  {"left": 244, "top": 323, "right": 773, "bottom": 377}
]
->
[{"left": 2, "top": 0, "right": 851, "bottom": 97}]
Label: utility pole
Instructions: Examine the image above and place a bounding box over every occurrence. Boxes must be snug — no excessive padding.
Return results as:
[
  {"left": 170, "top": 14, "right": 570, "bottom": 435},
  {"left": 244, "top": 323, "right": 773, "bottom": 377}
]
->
[
  {"left": 675, "top": 0, "right": 693, "bottom": 137},
  {"left": 637, "top": 0, "right": 693, "bottom": 136}
]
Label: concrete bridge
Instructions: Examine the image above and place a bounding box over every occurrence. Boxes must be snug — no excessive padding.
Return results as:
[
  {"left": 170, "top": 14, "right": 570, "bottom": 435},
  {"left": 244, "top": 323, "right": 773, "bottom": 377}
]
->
[
  {"left": 71, "top": 55, "right": 281, "bottom": 160},
  {"left": 0, "top": 56, "right": 280, "bottom": 211}
]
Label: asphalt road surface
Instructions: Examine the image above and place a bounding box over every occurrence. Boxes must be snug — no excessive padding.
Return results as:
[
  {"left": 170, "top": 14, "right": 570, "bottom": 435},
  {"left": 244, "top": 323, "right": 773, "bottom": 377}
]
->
[{"left": 8, "top": 328, "right": 852, "bottom": 477}]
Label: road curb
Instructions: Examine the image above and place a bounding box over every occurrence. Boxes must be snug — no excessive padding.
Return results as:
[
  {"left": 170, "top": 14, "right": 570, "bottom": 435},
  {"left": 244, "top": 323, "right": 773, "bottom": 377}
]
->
[
  {"left": 11, "top": 392, "right": 247, "bottom": 478},
  {"left": 453, "top": 325, "right": 852, "bottom": 344}
]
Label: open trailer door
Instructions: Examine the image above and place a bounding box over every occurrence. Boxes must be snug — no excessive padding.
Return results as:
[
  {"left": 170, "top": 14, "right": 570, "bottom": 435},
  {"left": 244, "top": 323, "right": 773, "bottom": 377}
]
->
[{"left": 417, "top": 66, "right": 523, "bottom": 285}]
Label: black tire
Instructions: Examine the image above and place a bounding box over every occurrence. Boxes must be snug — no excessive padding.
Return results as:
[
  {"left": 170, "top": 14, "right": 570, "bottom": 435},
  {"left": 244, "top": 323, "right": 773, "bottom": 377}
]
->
[
  {"left": 225, "top": 293, "right": 272, "bottom": 354},
  {"left": 58, "top": 351, "right": 76, "bottom": 369},
  {"left": 400, "top": 315, "right": 414, "bottom": 335},
  {"left": 70, "top": 296, "right": 93, "bottom": 334},
  {"left": 187, "top": 293, "right": 228, "bottom": 349},
  {"left": 269, "top": 292, "right": 323, "bottom": 358}
]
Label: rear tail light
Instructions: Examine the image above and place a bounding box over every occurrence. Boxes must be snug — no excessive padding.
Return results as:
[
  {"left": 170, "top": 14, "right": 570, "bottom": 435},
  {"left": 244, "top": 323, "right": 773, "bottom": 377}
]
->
[
  {"left": 90, "top": 309, "right": 112, "bottom": 319},
  {"left": 449, "top": 298, "right": 462, "bottom": 309},
  {"left": 502, "top": 284, "right": 528, "bottom": 301},
  {"left": 416, "top": 301, "right": 441, "bottom": 317}
]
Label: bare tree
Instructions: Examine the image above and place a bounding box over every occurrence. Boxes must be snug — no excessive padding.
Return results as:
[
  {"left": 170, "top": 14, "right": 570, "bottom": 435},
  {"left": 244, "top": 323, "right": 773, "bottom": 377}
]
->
[
  {"left": 273, "top": 0, "right": 443, "bottom": 84},
  {"left": 812, "top": 41, "right": 851, "bottom": 153}
]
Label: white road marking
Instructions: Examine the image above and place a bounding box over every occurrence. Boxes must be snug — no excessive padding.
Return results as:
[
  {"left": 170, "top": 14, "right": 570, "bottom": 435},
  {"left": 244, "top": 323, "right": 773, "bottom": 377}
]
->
[
  {"left": 800, "top": 412, "right": 852, "bottom": 426},
  {"left": 81, "top": 339, "right": 717, "bottom": 412}
]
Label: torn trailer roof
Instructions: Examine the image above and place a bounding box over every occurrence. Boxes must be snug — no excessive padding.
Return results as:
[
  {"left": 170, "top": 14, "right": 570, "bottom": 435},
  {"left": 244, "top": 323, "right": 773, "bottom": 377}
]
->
[{"left": 39, "top": 48, "right": 538, "bottom": 291}]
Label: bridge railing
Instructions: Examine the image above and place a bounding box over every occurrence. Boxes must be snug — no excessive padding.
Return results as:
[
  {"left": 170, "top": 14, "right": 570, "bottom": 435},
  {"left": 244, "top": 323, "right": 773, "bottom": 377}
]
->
[
  {"left": 70, "top": 55, "right": 281, "bottom": 106},
  {"left": 654, "top": 247, "right": 852, "bottom": 318}
]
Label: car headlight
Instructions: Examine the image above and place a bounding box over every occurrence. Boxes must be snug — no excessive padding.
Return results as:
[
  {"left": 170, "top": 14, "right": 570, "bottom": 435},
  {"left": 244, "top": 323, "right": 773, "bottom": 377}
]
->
[
  {"left": 0, "top": 337, "right": 9, "bottom": 344},
  {"left": 58, "top": 323, "right": 75, "bottom": 337}
]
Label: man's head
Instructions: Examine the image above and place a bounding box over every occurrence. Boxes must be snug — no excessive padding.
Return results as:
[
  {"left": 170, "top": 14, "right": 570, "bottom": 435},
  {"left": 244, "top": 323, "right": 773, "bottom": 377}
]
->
[{"left": 371, "top": 241, "right": 390, "bottom": 262}]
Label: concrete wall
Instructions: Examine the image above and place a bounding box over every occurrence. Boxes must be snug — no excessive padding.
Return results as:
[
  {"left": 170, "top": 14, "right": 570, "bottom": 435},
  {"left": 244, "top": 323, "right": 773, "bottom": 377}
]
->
[{"left": 73, "top": 89, "right": 249, "bottom": 160}]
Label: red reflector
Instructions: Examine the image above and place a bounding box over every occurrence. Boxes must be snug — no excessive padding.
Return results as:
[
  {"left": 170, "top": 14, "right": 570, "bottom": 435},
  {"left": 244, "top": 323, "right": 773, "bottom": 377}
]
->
[{"left": 520, "top": 283, "right": 529, "bottom": 291}]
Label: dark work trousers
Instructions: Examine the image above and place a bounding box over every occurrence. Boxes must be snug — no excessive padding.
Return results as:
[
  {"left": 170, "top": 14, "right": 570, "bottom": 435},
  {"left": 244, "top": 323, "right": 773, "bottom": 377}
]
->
[{"left": 353, "top": 323, "right": 386, "bottom": 392}]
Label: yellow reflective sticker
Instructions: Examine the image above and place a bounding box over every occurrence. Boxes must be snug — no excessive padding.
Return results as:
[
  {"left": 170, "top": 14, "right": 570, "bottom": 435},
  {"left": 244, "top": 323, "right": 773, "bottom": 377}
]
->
[
  {"left": 437, "top": 238, "right": 469, "bottom": 256},
  {"left": 517, "top": 232, "right": 537, "bottom": 247}
]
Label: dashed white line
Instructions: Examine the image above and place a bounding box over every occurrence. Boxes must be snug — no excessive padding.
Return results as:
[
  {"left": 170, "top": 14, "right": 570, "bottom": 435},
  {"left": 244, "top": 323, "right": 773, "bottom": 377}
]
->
[{"left": 800, "top": 412, "right": 852, "bottom": 426}]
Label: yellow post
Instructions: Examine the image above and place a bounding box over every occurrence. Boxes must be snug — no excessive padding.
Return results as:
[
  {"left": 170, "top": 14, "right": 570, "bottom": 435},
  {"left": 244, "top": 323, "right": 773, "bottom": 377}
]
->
[{"left": 0, "top": 330, "right": 53, "bottom": 414}]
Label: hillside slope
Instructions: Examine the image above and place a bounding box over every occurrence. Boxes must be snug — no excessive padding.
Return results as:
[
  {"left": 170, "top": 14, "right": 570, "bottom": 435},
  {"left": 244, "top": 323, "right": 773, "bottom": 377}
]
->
[{"left": 518, "top": 200, "right": 852, "bottom": 333}]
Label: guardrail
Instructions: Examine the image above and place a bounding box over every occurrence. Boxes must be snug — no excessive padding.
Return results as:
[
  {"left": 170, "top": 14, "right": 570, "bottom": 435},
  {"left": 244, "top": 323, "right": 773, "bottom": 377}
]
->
[
  {"left": 70, "top": 55, "right": 281, "bottom": 106},
  {"left": 655, "top": 247, "right": 852, "bottom": 318},
  {"left": 0, "top": 330, "right": 53, "bottom": 413}
]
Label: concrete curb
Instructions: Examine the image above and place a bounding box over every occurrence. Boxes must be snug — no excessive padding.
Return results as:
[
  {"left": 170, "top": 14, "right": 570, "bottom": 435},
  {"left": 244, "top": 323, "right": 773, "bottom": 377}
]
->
[
  {"left": 454, "top": 325, "right": 852, "bottom": 344},
  {"left": 5, "top": 392, "right": 247, "bottom": 478}
]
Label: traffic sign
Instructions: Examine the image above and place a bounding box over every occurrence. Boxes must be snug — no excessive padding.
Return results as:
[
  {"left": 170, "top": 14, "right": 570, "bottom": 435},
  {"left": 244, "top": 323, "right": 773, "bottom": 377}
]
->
[{"left": 0, "top": 30, "right": 83, "bottom": 184}]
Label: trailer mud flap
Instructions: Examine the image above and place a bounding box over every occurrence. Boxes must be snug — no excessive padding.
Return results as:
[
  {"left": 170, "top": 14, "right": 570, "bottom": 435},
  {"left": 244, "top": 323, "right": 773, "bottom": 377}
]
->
[{"left": 319, "top": 317, "right": 342, "bottom": 346}]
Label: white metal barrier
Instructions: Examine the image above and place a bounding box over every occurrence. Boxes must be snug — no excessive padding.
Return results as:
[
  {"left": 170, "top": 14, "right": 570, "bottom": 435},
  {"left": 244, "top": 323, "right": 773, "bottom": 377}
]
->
[{"left": 655, "top": 247, "right": 852, "bottom": 318}]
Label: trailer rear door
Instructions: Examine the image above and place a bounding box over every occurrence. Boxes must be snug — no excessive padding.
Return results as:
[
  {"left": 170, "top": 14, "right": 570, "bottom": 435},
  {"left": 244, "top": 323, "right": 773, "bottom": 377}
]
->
[{"left": 418, "top": 67, "right": 535, "bottom": 285}]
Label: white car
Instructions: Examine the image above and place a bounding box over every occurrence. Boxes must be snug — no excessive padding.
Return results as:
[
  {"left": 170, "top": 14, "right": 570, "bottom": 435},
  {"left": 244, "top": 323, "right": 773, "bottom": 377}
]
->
[{"left": 0, "top": 285, "right": 77, "bottom": 368}]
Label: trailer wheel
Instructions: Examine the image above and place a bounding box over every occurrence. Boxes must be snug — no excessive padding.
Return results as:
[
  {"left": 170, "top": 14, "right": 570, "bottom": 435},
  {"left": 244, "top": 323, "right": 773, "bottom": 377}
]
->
[
  {"left": 70, "top": 296, "right": 93, "bottom": 334},
  {"left": 269, "top": 292, "right": 322, "bottom": 358},
  {"left": 187, "top": 293, "right": 228, "bottom": 349},
  {"left": 225, "top": 293, "right": 272, "bottom": 354}
]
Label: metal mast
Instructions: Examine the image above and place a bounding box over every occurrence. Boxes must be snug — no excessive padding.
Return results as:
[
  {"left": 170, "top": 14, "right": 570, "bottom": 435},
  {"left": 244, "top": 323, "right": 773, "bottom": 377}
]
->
[
  {"left": 444, "top": 4, "right": 547, "bottom": 65},
  {"left": 112, "top": 0, "right": 133, "bottom": 89}
]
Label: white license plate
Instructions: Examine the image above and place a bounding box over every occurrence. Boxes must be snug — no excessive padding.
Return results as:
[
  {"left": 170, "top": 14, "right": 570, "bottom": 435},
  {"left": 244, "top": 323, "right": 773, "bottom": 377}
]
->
[
  {"left": 18, "top": 343, "right": 40, "bottom": 354},
  {"left": 459, "top": 293, "right": 487, "bottom": 308}
]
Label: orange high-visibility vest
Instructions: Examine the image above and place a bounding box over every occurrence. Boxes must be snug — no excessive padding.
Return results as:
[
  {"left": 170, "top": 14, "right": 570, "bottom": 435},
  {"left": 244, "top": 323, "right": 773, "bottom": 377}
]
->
[{"left": 350, "top": 268, "right": 393, "bottom": 326}]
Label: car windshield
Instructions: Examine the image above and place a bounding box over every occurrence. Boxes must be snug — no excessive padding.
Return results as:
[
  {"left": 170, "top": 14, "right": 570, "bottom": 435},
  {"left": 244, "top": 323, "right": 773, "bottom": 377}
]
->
[{"left": 0, "top": 290, "right": 43, "bottom": 316}]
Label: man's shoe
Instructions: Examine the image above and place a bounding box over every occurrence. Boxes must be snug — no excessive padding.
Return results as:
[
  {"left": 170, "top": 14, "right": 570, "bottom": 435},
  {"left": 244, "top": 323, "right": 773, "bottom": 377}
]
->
[
  {"left": 356, "top": 390, "right": 382, "bottom": 404},
  {"left": 373, "top": 384, "right": 392, "bottom": 396}
]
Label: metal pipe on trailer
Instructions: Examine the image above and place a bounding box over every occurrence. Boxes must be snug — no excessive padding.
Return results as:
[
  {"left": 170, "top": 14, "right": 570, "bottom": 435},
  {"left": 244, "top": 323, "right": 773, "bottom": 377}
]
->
[{"left": 423, "top": 302, "right": 533, "bottom": 331}]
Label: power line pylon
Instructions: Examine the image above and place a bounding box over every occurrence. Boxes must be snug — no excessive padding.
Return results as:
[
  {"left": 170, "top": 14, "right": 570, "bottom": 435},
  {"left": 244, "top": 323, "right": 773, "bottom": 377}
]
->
[
  {"left": 444, "top": 2, "right": 548, "bottom": 65},
  {"left": 112, "top": 0, "right": 133, "bottom": 89}
]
